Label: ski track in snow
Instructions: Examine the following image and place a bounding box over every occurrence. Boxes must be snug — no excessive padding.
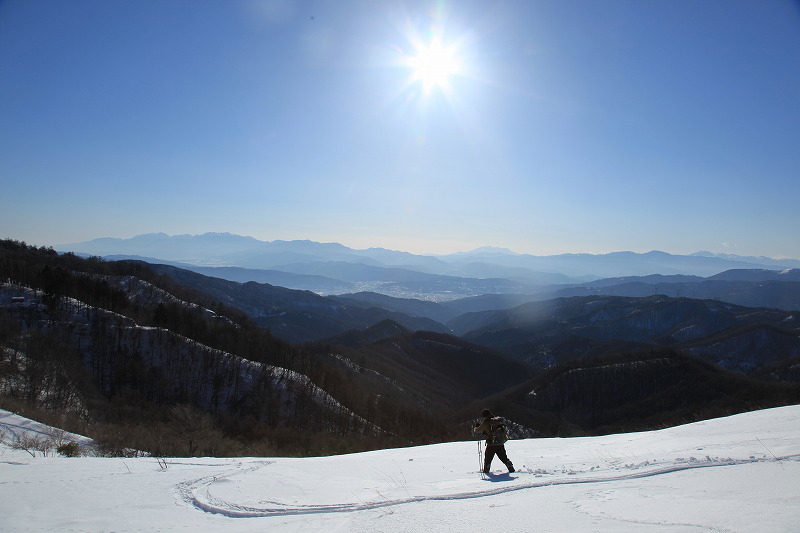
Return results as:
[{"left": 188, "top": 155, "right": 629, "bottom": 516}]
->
[
  {"left": 175, "top": 453, "right": 800, "bottom": 519},
  {"left": 174, "top": 460, "right": 275, "bottom": 514}
]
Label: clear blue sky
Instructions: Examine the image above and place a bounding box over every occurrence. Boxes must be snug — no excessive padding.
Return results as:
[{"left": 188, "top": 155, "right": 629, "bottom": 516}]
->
[{"left": 2, "top": 0, "right": 799, "bottom": 258}]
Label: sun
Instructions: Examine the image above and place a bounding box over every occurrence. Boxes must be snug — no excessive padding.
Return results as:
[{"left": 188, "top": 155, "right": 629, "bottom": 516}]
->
[{"left": 406, "top": 40, "right": 462, "bottom": 93}]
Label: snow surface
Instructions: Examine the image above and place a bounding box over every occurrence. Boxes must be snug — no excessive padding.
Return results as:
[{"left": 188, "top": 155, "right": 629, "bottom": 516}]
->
[{"left": 1, "top": 406, "right": 799, "bottom": 532}]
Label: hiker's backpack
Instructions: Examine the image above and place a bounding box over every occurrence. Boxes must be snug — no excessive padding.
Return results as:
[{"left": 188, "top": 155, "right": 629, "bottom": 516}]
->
[{"left": 487, "top": 417, "right": 509, "bottom": 445}]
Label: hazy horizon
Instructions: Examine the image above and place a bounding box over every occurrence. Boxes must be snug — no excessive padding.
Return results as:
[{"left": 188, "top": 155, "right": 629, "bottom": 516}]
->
[
  {"left": 2, "top": 1, "right": 799, "bottom": 258},
  {"left": 35, "top": 230, "right": 798, "bottom": 261},
  {"left": 8, "top": 230, "right": 800, "bottom": 261}
]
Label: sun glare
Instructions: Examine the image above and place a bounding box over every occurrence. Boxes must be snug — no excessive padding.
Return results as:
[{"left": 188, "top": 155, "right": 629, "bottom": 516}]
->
[{"left": 407, "top": 41, "right": 462, "bottom": 92}]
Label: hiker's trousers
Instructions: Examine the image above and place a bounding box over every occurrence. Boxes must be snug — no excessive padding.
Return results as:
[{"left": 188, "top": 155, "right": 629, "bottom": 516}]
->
[{"left": 484, "top": 444, "right": 513, "bottom": 472}]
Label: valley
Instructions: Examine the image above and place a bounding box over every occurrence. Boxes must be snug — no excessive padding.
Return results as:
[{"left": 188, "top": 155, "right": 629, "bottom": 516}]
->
[{"left": 1, "top": 235, "right": 799, "bottom": 458}]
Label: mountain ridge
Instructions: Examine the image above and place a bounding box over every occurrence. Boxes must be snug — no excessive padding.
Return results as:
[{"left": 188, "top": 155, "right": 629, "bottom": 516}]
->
[
  {"left": 3, "top": 238, "right": 800, "bottom": 461},
  {"left": 58, "top": 233, "right": 800, "bottom": 278}
]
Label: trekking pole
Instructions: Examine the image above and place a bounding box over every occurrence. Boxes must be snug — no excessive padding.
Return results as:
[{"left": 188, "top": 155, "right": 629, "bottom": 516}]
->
[
  {"left": 473, "top": 422, "right": 484, "bottom": 479},
  {"left": 478, "top": 438, "right": 485, "bottom": 479}
]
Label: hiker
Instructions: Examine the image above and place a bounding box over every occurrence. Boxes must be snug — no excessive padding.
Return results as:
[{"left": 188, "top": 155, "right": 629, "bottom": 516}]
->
[{"left": 474, "top": 409, "right": 515, "bottom": 473}]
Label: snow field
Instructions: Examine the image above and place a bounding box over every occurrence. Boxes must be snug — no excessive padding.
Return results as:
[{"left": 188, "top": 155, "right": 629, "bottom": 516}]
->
[{"left": 1, "top": 405, "right": 799, "bottom": 532}]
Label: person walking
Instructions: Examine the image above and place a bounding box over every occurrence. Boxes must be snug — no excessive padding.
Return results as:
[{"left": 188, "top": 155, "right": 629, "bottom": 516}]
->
[{"left": 474, "top": 409, "right": 515, "bottom": 474}]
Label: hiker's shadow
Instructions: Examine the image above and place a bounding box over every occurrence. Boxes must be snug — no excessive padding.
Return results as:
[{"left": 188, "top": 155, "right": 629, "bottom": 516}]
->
[{"left": 483, "top": 472, "right": 516, "bottom": 482}]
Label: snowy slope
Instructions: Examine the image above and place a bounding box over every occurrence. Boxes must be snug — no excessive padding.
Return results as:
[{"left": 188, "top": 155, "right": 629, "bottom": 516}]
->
[{"left": 1, "top": 406, "right": 799, "bottom": 532}]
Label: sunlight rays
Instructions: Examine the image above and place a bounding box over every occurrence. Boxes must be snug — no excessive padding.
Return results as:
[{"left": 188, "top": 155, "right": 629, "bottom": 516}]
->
[
  {"left": 405, "top": 38, "right": 463, "bottom": 95},
  {"left": 389, "top": 5, "right": 476, "bottom": 105}
]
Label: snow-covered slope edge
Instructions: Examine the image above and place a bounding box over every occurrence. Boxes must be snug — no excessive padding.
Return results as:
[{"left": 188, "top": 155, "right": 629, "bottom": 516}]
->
[
  {"left": 178, "top": 404, "right": 800, "bottom": 517},
  {"left": 1, "top": 405, "right": 798, "bottom": 532},
  {"left": 0, "top": 409, "right": 94, "bottom": 456}
]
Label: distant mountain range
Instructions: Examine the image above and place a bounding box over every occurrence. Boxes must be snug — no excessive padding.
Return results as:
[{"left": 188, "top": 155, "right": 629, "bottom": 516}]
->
[
  {"left": 58, "top": 233, "right": 800, "bottom": 314},
  {"left": 59, "top": 233, "right": 800, "bottom": 303},
  {"left": 144, "top": 263, "right": 452, "bottom": 344},
  {"left": 124, "top": 260, "right": 800, "bottom": 371},
  {"left": 142, "top": 258, "right": 800, "bottom": 434},
  {"left": 4, "top": 238, "right": 800, "bottom": 451}
]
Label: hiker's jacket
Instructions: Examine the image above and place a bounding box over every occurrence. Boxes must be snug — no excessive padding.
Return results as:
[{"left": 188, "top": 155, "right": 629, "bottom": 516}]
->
[{"left": 475, "top": 416, "right": 507, "bottom": 446}]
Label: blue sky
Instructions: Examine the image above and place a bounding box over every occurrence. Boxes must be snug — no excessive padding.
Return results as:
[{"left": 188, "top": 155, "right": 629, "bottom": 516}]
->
[{"left": 1, "top": 0, "right": 799, "bottom": 258}]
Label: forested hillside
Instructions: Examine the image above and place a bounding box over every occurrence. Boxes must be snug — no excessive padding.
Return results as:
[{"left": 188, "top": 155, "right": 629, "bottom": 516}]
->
[
  {"left": 473, "top": 349, "right": 800, "bottom": 437},
  {"left": 0, "top": 240, "right": 466, "bottom": 455},
  {"left": 451, "top": 295, "right": 800, "bottom": 373},
  {"left": 2, "top": 239, "right": 799, "bottom": 458}
]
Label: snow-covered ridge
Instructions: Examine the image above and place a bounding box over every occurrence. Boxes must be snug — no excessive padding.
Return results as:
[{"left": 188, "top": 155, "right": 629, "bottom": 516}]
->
[
  {"left": 111, "top": 274, "right": 235, "bottom": 324},
  {"left": 0, "top": 282, "right": 374, "bottom": 433}
]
